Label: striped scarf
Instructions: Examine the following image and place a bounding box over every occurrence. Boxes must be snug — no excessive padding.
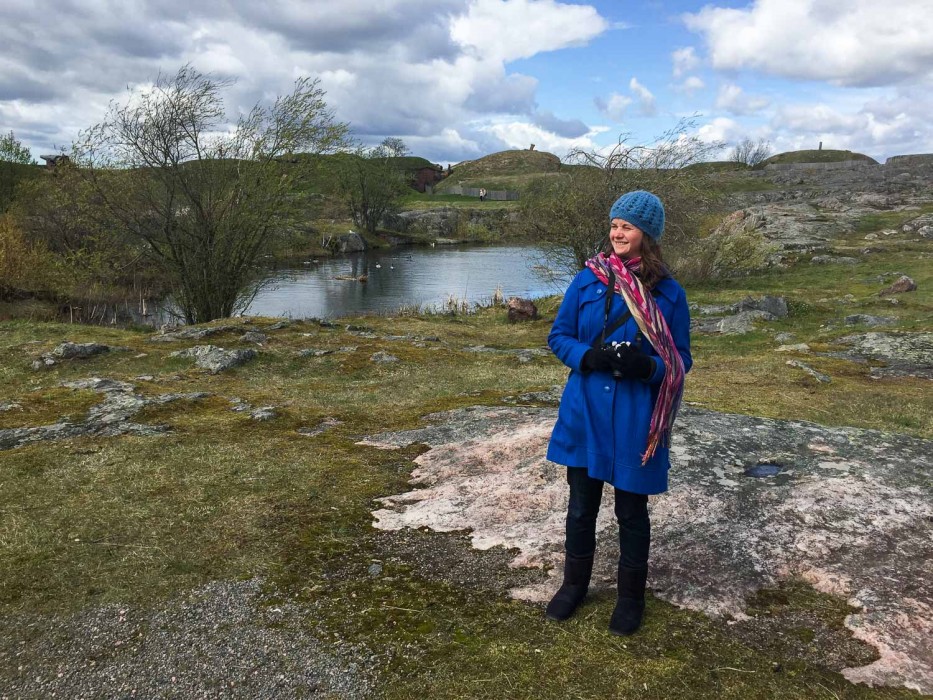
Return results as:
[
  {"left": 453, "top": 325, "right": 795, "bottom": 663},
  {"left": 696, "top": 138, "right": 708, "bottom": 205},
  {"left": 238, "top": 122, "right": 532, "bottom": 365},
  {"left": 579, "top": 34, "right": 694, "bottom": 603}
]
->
[{"left": 585, "top": 252, "right": 685, "bottom": 464}]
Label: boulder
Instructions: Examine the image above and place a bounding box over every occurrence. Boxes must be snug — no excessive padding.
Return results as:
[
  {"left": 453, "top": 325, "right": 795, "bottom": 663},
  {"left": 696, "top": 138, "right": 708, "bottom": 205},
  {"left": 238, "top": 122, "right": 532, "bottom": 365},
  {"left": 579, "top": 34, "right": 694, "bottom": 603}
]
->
[
  {"left": 337, "top": 232, "right": 367, "bottom": 253},
  {"left": 718, "top": 310, "right": 775, "bottom": 334},
  {"left": 507, "top": 297, "right": 539, "bottom": 323},
  {"left": 169, "top": 345, "right": 257, "bottom": 374},
  {"left": 734, "top": 295, "right": 788, "bottom": 318},
  {"left": 240, "top": 331, "right": 268, "bottom": 344},
  {"left": 879, "top": 275, "right": 917, "bottom": 295},
  {"left": 50, "top": 342, "right": 116, "bottom": 360}
]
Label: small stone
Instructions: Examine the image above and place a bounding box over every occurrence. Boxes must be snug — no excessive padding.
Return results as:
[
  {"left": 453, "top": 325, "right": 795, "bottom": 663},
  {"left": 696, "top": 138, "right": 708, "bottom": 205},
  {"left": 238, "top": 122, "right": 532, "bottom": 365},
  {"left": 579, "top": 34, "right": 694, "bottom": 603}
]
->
[
  {"left": 718, "top": 310, "right": 775, "bottom": 335},
  {"left": 298, "top": 348, "right": 334, "bottom": 357},
  {"left": 863, "top": 233, "right": 878, "bottom": 240},
  {"left": 774, "top": 332, "right": 795, "bottom": 343},
  {"left": 265, "top": 320, "right": 291, "bottom": 331},
  {"left": 251, "top": 406, "right": 277, "bottom": 421},
  {"left": 371, "top": 352, "right": 399, "bottom": 363},
  {"left": 843, "top": 314, "right": 897, "bottom": 327},
  {"left": 240, "top": 331, "right": 268, "bottom": 344},
  {"left": 786, "top": 359, "right": 831, "bottom": 383},
  {"left": 367, "top": 563, "right": 383, "bottom": 576},
  {"left": 297, "top": 418, "right": 343, "bottom": 438},
  {"left": 776, "top": 343, "right": 810, "bottom": 353}
]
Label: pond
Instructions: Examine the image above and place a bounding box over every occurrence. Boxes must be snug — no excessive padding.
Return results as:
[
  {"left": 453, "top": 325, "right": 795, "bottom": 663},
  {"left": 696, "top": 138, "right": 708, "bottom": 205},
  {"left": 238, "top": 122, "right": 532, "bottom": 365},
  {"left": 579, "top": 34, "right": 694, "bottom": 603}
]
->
[{"left": 240, "top": 244, "right": 572, "bottom": 319}]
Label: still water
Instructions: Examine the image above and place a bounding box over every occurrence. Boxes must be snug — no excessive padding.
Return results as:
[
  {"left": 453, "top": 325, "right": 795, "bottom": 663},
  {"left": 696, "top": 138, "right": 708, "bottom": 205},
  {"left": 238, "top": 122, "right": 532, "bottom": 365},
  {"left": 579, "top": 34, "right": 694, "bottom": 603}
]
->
[{"left": 241, "top": 244, "right": 571, "bottom": 319}]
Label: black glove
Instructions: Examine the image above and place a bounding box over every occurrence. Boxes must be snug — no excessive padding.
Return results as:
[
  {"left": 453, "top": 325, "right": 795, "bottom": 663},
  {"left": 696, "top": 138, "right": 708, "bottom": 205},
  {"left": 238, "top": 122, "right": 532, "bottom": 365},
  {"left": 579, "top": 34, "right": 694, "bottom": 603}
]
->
[
  {"left": 613, "top": 344, "right": 655, "bottom": 380},
  {"left": 581, "top": 347, "right": 622, "bottom": 373}
]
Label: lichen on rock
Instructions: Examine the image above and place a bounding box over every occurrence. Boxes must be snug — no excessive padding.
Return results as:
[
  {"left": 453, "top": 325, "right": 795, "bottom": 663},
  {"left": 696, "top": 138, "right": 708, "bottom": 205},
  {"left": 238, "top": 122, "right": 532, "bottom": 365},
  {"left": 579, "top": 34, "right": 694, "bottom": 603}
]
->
[{"left": 364, "top": 404, "right": 933, "bottom": 694}]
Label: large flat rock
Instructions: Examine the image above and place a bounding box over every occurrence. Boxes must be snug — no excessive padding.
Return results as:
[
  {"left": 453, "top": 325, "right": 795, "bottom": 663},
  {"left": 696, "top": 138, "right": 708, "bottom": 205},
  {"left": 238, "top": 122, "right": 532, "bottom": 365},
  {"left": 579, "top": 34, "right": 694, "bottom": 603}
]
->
[{"left": 363, "top": 405, "right": 933, "bottom": 694}]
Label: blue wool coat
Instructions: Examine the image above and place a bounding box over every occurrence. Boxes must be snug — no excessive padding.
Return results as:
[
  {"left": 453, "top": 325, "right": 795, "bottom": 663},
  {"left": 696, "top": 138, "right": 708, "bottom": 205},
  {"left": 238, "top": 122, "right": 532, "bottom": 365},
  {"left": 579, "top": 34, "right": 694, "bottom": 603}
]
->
[{"left": 546, "top": 268, "right": 693, "bottom": 495}]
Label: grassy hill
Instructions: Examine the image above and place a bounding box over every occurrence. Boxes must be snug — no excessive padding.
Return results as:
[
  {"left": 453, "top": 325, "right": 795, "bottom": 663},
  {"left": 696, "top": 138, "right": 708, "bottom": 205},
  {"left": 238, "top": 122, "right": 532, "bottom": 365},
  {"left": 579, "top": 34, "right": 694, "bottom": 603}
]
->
[
  {"left": 757, "top": 149, "right": 878, "bottom": 168},
  {"left": 436, "top": 149, "right": 563, "bottom": 193}
]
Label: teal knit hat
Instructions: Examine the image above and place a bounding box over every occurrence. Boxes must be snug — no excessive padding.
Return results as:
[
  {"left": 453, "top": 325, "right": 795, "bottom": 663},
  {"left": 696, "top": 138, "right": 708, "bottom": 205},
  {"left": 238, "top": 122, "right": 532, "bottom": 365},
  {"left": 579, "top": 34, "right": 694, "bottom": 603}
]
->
[{"left": 609, "top": 190, "right": 665, "bottom": 240}]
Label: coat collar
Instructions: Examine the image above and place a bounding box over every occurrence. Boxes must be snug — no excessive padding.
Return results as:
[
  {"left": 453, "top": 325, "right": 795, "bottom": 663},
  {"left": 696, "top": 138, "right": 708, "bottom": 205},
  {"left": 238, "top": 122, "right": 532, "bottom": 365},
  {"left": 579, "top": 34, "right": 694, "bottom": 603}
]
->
[{"left": 580, "top": 267, "right": 680, "bottom": 302}]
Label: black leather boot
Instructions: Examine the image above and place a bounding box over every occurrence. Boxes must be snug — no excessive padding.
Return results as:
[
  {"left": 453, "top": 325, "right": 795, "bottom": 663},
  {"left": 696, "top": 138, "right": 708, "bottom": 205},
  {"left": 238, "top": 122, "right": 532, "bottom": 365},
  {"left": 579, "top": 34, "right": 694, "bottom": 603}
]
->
[
  {"left": 609, "top": 564, "right": 647, "bottom": 636},
  {"left": 545, "top": 552, "right": 594, "bottom": 621}
]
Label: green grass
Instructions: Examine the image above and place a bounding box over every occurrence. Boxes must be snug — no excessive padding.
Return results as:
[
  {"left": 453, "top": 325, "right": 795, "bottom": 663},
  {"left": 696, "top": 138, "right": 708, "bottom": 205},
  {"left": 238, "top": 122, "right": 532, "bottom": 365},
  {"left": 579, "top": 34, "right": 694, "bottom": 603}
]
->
[
  {"left": 757, "top": 150, "right": 878, "bottom": 168},
  {"left": 1, "top": 236, "right": 931, "bottom": 697}
]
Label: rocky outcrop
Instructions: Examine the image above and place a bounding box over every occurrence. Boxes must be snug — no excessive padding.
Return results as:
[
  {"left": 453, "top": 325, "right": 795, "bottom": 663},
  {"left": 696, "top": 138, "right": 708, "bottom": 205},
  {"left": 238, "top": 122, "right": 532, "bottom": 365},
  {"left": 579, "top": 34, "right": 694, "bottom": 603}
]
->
[
  {"left": 32, "top": 342, "right": 127, "bottom": 370},
  {"left": 364, "top": 403, "right": 933, "bottom": 694},
  {"left": 836, "top": 332, "right": 933, "bottom": 380},
  {"left": 385, "top": 207, "right": 520, "bottom": 239},
  {"left": 169, "top": 345, "right": 257, "bottom": 373},
  {"left": 0, "top": 378, "right": 208, "bottom": 450}
]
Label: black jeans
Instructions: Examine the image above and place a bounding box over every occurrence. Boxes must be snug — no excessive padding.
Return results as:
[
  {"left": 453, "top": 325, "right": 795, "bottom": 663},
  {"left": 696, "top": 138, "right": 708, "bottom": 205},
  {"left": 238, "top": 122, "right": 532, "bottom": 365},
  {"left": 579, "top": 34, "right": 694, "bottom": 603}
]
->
[{"left": 565, "top": 467, "right": 650, "bottom": 569}]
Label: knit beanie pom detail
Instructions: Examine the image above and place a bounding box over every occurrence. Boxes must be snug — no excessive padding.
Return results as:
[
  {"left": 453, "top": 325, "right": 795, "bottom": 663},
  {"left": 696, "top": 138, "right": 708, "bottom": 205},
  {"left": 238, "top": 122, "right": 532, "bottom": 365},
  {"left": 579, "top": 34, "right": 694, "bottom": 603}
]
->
[{"left": 609, "top": 190, "right": 665, "bottom": 240}]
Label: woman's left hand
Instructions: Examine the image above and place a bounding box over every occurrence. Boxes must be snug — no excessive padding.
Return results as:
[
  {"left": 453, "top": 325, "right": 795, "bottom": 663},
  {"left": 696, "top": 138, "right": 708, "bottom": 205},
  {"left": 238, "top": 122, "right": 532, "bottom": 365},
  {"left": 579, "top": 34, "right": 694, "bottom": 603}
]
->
[{"left": 612, "top": 344, "right": 655, "bottom": 380}]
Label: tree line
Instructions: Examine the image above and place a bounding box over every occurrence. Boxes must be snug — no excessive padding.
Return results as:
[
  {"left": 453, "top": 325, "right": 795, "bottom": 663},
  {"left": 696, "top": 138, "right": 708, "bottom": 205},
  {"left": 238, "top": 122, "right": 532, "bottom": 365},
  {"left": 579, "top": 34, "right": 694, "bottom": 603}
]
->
[{"left": 1, "top": 65, "right": 772, "bottom": 324}]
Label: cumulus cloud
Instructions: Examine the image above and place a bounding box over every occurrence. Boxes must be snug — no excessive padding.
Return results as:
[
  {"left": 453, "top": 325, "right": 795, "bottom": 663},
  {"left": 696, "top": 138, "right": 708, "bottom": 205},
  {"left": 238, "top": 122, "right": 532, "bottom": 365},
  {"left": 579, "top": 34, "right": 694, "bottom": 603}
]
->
[
  {"left": 671, "top": 47, "right": 699, "bottom": 78},
  {"left": 765, "top": 87, "right": 933, "bottom": 160},
  {"left": 629, "top": 77, "right": 657, "bottom": 117},
  {"left": 479, "top": 119, "right": 606, "bottom": 156},
  {"left": 594, "top": 93, "right": 632, "bottom": 122},
  {"left": 0, "top": 0, "right": 608, "bottom": 163},
  {"left": 450, "top": 0, "right": 608, "bottom": 63},
  {"left": 696, "top": 117, "right": 740, "bottom": 146},
  {"left": 684, "top": 0, "right": 933, "bottom": 87},
  {"left": 676, "top": 76, "right": 705, "bottom": 94},
  {"left": 531, "top": 110, "right": 590, "bottom": 138},
  {"left": 715, "top": 83, "right": 769, "bottom": 115}
]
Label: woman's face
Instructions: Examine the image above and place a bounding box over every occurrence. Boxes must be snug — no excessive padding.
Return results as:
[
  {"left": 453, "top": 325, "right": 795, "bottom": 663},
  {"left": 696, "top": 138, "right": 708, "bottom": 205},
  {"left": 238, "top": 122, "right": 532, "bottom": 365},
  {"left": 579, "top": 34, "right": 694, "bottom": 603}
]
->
[{"left": 609, "top": 218, "right": 645, "bottom": 259}]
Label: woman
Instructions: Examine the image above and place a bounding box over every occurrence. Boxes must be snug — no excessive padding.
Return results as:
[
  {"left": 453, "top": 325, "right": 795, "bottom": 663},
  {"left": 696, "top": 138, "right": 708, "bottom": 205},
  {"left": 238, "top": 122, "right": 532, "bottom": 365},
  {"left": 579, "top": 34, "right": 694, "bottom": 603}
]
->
[{"left": 545, "top": 190, "right": 692, "bottom": 635}]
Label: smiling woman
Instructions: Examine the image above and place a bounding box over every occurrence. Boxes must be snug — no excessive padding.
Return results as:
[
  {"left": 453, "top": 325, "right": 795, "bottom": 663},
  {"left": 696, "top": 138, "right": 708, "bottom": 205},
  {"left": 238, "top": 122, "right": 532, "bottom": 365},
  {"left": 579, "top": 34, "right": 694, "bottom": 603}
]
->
[{"left": 544, "top": 189, "right": 692, "bottom": 637}]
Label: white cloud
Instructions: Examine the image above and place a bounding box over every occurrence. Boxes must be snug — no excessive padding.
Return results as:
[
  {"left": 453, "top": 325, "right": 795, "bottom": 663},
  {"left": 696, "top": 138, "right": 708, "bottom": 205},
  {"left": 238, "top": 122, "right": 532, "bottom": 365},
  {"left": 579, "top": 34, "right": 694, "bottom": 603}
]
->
[
  {"left": 0, "top": 0, "right": 609, "bottom": 164},
  {"left": 479, "top": 119, "right": 607, "bottom": 156},
  {"left": 767, "top": 89, "right": 933, "bottom": 160},
  {"left": 671, "top": 47, "right": 698, "bottom": 78},
  {"left": 629, "top": 77, "right": 657, "bottom": 117},
  {"left": 715, "top": 83, "right": 769, "bottom": 116},
  {"left": 684, "top": 0, "right": 933, "bottom": 87},
  {"left": 450, "top": 0, "right": 608, "bottom": 63},
  {"left": 676, "top": 76, "right": 705, "bottom": 94},
  {"left": 594, "top": 93, "right": 632, "bottom": 121},
  {"left": 696, "top": 117, "right": 740, "bottom": 145}
]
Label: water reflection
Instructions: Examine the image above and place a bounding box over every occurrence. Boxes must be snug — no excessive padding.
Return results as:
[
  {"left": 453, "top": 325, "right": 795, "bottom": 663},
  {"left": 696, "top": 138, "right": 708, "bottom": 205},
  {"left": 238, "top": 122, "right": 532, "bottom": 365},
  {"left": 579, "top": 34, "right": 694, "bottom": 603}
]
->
[{"left": 243, "top": 244, "right": 570, "bottom": 319}]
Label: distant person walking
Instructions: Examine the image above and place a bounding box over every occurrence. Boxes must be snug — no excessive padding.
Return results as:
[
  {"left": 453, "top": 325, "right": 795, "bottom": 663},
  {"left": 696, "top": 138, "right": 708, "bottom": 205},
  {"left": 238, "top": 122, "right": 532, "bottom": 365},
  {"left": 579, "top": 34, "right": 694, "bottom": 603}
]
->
[
  {"left": 479, "top": 187, "right": 486, "bottom": 202},
  {"left": 544, "top": 190, "right": 692, "bottom": 636}
]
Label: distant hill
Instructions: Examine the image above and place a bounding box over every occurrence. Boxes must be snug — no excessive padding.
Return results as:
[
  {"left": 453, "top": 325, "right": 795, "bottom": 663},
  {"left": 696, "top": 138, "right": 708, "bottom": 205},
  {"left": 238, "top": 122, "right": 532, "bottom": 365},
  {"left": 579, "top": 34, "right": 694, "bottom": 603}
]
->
[
  {"left": 683, "top": 161, "right": 750, "bottom": 173},
  {"left": 757, "top": 149, "right": 878, "bottom": 169},
  {"left": 436, "top": 149, "right": 562, "bottom": 192}
]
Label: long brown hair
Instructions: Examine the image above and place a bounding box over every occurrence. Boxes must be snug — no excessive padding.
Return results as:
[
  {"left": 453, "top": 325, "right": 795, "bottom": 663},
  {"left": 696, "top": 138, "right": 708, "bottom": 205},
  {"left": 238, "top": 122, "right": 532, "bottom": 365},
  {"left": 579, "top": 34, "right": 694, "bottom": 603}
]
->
[{"left": 602, "top": 236, "right": 668, "bottom": 290}]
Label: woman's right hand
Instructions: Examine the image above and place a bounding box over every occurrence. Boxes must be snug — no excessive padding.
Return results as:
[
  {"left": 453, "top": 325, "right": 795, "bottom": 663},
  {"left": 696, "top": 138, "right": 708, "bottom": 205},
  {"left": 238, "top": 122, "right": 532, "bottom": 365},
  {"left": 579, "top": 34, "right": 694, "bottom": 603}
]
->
[{"left": 581, "top": 347, "right": 622, "bottom": 373}]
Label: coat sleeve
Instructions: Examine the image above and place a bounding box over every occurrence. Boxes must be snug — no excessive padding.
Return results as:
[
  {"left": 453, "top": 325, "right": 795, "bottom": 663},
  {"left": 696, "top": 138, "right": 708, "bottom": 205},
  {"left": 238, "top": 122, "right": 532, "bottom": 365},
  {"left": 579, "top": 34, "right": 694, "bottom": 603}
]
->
[
  {"left": 645, "top": 286, "right": 693, "bottom": 385},
  {"left": 548, "top": 274, "right": 593, "bottom": 372}
]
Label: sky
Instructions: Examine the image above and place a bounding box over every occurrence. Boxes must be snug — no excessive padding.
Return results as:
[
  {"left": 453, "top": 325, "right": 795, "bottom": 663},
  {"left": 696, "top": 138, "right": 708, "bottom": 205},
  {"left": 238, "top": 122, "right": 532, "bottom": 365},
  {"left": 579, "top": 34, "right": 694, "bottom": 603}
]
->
[{"left": 2, "top": 0, "right": 932, "bottom": 166}]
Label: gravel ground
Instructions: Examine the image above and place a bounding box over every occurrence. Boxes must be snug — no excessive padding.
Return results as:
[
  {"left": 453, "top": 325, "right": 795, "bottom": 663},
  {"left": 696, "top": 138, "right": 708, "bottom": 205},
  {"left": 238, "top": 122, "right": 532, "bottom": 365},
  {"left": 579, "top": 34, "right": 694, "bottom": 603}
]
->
[{"left": 0, "top": 578, "right": 375, "bottom": 699}]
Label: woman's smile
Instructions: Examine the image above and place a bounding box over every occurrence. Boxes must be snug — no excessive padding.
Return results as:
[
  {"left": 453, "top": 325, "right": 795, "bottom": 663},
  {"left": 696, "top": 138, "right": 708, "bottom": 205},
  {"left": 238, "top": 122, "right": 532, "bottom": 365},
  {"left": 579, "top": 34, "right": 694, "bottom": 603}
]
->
[{"left": 609, "top": 218, "right": 645, "bottom": 258}]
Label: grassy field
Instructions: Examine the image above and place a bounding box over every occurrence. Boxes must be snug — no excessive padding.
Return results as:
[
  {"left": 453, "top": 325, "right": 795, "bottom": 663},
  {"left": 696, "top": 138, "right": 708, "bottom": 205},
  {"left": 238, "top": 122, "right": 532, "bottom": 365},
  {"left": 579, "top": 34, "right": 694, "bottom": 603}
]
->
[{"left": 0, "top": 231, "right": 930, "bottom": 697}]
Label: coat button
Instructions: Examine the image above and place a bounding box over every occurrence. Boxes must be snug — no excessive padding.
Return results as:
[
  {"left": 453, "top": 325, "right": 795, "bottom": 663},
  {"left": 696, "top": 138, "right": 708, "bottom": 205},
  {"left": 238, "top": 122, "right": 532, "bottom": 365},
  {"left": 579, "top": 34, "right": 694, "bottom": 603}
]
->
[
  {"left": 596, "top": 289, "right": 603, "bottom": 295},
  {"left": 603, "top": 385, "right": 611, "bottom": 392}
]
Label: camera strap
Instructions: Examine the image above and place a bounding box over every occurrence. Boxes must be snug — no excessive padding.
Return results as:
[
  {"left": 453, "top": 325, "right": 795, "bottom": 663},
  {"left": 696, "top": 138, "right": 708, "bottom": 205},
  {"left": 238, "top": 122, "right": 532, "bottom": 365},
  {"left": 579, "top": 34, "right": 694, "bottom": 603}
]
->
[{"left": 594, "top": 268, "right": 659, "bottom": 348}]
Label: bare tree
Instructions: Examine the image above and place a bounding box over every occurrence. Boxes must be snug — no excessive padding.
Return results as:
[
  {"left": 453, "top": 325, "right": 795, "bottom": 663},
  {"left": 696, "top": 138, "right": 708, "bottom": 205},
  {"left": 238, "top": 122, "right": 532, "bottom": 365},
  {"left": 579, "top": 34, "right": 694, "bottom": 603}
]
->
[
  {"left": 379, "top": 137, "right": 409, "bottom": 158},
  {"left": 729, "top": 137, "right": 772, "bottom": 167},
  {"left": 72, "top": 65, "right": 349, "bottom": 323},
  {"left": 525, "top": 118, "right": 724, "bottom": 276}
]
